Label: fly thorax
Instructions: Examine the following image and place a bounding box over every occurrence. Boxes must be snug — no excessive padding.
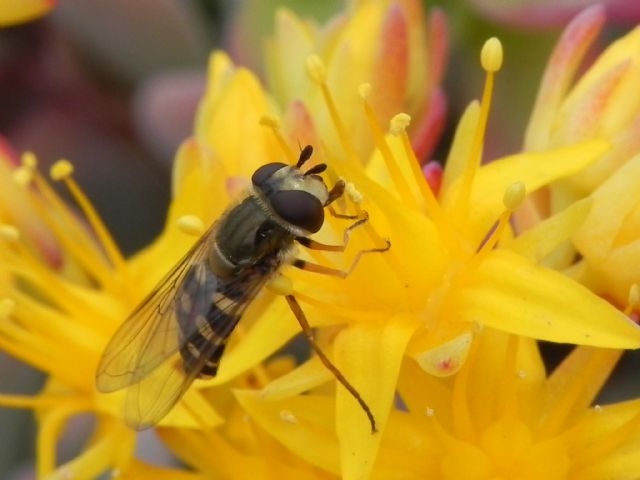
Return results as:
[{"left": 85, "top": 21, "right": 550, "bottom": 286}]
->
[{"left": 213, "top": 196, "right": 294, "bottom": 270}]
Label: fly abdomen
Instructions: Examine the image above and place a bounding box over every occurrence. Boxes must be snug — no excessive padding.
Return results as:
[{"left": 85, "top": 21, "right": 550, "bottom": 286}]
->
[{"left": 178, "top": 285, "right": 242, "bottom": 378}]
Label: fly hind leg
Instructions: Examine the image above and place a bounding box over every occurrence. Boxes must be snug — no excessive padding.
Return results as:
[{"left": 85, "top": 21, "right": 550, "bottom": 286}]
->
[{"left": 284, "top": 293, "right": 377, "bottom": 434}]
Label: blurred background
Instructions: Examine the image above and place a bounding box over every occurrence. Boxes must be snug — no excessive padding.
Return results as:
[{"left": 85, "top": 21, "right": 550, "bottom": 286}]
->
[{"left": 1, "top": 0, "right": 639, "bottom": 477}]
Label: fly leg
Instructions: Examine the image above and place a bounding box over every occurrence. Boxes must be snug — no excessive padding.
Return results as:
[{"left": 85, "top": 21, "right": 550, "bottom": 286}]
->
[
  {"left": 291, "top": 239, "right": 391, "bottom": 278},
  {"left": 284, "top": 293, "right": 377, "bottom": 434}
]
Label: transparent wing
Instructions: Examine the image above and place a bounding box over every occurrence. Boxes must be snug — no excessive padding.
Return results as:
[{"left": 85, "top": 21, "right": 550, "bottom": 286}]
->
[
  {"left": 95, "top": 223, "right": 272, "bottom": 429},
  {"left": 119, "top": 273, "right": 268, "bottom": 430},
  {"left": 96, "top": 226, "right": 214, "bottom": 392}
]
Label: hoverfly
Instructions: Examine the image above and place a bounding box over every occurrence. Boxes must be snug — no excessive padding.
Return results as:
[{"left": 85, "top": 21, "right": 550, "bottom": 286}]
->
[{"left": 96, "top": 145, "right": 388, "bottom": 432}]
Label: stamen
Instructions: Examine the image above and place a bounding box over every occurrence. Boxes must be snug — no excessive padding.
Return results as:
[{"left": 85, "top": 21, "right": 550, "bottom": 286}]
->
[
  {"left": 390, "top": 113, "right": 445, "bottom": 222},
  {"left": 50, "top": 159, "right": 126, "bottom": 272},
  {"left": 305, "top": 55, "right": 358, "bottom": 163},
  {"left": 0, "top": 224, "right": 20, "bottom": 242},
  {"left": 477, "top": 182, "right": 525, "bottom": 257},
  {"left": 452, "top": 37, "right": 503, "bottom": 221},
  {"left": 259, "top": 115, "right": 296, "bottom": 164},
  {"left": 624, "top": 283, "right": 640, "bottom": 317},
  {"left": 177, "top": 215, "right": 206, "bottom": 237},
  {"left": 21, "top": 151, "right": 38, "bottom": 169},
  {"left": 358, "top": 84, "right": 418, "bottom": 209},
  {"left": 12, "top": 166, "right": 33, "bottom": 186}
]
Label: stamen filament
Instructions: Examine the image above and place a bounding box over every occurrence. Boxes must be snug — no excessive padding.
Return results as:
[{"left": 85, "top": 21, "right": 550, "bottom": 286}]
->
[
  {"left": 259, "top": 115, "right": 297, "bottom": 164},
  {"left": 358, "top": 88, "right": 419, "bottom": 210},
  {"left": 51, "top": 160, "right": 126, "bottom": 273},
  {"left": 306, "top": 55, "right": 359, "bottom": 164},
  {"left": 452, "top": 38, "right": 502, "bottom": 222},
  {"left": 27, "top": 170, "right": 115, "bottom": 286}
]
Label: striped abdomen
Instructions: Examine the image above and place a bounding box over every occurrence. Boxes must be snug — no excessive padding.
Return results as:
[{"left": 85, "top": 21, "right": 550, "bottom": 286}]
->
[{"left": 174, "top": 261, "right": 250, "bottom": 379}]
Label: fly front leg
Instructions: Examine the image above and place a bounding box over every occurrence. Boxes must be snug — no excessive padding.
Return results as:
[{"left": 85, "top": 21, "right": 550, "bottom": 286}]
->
[
  {"left": 292, "top": 239, "right": 391, "bottom": 278},
  {"left": 295, "top": 212, "right": 370, "bottom": 253}
]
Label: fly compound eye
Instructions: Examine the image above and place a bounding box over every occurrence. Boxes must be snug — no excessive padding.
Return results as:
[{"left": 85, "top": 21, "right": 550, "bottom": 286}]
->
[
  {"left": 252, "top": 163, "right": 287, "bottom": 187},
  {"left": 270, "top": 190, "right": 325, "bottom": 232}
]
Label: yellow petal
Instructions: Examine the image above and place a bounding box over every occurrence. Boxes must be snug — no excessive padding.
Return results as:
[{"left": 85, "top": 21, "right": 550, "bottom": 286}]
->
[
  {"left": 509, "top": 197, "right": 593, "bottom": 266},
  {"left": 235, "top": 391, "right": 341, "bottom": 475},
  {"left": 441, "top": 101, "right": 480, "bottom": 194},
  {"left": 334, "top": 313, "right": 419, "bottom": 480},
  {"left": 459, "top": 250, "right": 640, "bottom": 348},
  {"left": 266, "top": 8, "right": 315, "bottom": 106},
  {"left": 442, "top": 140, "right": 610, "bottom": 245},
  {"left": 0, "top": 0, "right": 55, "bottom": 26},
  {"left": 261, "top": 356, "right": 332, "bottom": 400},
  {"left": 574, "top": 153, "right": 640, "bottom": 263}
]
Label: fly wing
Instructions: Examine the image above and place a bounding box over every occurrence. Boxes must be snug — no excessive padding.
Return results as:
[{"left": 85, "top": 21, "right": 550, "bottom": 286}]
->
[
  {"left": 95, "top": 224, "right": 272, "bottom": 429},
  {"left": 119, "top": 272, "right": 268, "bottom": 430},
  {"left": 96, "top": 226, "right": 214, "bottom": 393}
]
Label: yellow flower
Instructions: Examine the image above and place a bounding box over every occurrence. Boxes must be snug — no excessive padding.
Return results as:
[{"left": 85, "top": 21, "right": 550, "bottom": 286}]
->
[
  {"left": 189, "top": 36, "right": 640, "bottom": 479},
  {"left": 571, "top": 153, "right": 640, "bottom": 311},
  {"left": 0, "top": 0, "right": 55, "bottom": 27},
  {"left": 238, "top": 327, "right": 640, "bottom": 480},
  {"left": 0, "top": 152, "right": 227, "bottom": 477},
  {"left": 524, "top": 5, "right": 640, "bottom": 211},
  {"left": 2, "top": 2, "right": 640, "bottom": 479},
  {"left": 264, "top": 0, "right": 447, "bottom": 160}
]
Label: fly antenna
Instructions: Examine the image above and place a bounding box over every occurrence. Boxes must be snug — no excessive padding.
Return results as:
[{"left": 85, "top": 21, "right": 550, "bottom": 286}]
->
[{"left": 296, "top": 145, "right": 314, "bottom": 168}]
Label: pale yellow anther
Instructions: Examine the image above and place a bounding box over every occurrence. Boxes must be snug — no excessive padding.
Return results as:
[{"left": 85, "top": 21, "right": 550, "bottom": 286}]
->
[
  {"left": 0, "top": 298, "right": 16, "bottom": 319},
  {"left": 259, "top": 115, "right": 281, "bottom": 129},
  {"left": 503, "top": 182, "right": 526, "bottom": 212},
  {"left": 305, "top": 54, "right": 327, "bottom": 84},
  {"left": 50, "top": 159, "right": 74, "bottom": 181},
  {"left": 628, "top": 284, "right": 640, "bottom": 309},
  {"left": 481, "top": 37, "right": 503, "bottom": 72},
  {"left": 21, "top": 151, "right": 38, "bottom": 169},
  {"left": 177, "top": 215, "right": 206, "bottom": 236},
  {"left": 358, "top": 82, "right": 372, "bottom": 100},
  {"left": 346, "top": 182, "right": 363, "bottom": 204},
  {"left": 12, "top": 166, "right": 33, "bottom": 186},
  {"left": 267, "top": 274, "right": 293, "bottom": 296},
  {"left": 390, "top": 113, "right": 411, "bottom": 135},
  {"left": 0, "top": 224, "right": 20, "bottom": 242}
]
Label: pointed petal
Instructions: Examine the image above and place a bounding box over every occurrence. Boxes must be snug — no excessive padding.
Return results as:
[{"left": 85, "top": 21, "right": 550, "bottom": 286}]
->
[
  {"left": 459, "top": 250, "right": 640, "bottom": 348},
  {"left": 441, "top": 101, "right": 479, "bottom": 193},
  {"left": 442, "top": 140, "right": 610, "bottom": 244},
  {"left": 509, "top": 197, "right": 593, "bottom": 265},
  {"left": 574, "top": 153, "right": 640, "bottom": 263},
  {"left": 267, "top": 8, "right": 315, "bottom": 106},
  {"left": 525, "top": 5, "right": 605, "bottom": 150},
  {"left": 0, "top": 0, "right": 55, "bottom": 26},
  {"left": 235, "top": 391, "right": 341, "bottom": 475},
  {"left": 261, "top": 356, "right": 332, "bottom": 400},
  {"left": 546, "top": 346, "right": 622, "bottom": 422},
  {"left": 334, "top": 314, "right": 419, "bottom": 480}
]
